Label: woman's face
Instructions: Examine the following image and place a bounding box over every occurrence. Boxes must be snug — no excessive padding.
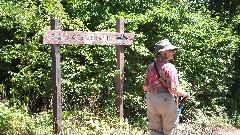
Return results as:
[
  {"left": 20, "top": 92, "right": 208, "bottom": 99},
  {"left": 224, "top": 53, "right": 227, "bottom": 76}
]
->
[{"left": 161, "top": 50, "right": 175, "bottom": 60}]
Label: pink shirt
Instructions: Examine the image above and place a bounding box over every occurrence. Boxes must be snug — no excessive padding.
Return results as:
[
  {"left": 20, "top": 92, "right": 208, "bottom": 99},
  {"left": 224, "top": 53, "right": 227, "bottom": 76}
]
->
[{"left": 143, "top": 59, "right": 179, "bottom": 92}]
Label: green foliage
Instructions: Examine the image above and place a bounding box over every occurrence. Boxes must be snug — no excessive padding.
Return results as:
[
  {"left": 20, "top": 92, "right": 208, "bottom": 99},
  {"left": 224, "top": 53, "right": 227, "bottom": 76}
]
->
[
  {"left": 0, "top": 0, "right": 240, "bottom": 132},
  {"left": 0, "top": 101, "right": 237, "bottom": 134},
  {"left": 0, "top": 101, "right": 52, "bottom": 134},
  {"left": 0, "top": 102, "right": 11, "bottom": 132},
  {"left": 0, "top": 102, "right": 147, "bottom": 134},
  {"left": 0, "top": 0, "right": 68, "bottom": 112}
]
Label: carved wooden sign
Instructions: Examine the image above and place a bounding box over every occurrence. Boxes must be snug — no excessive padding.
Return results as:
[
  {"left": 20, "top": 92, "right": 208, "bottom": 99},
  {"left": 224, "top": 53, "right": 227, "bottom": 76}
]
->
[
  {"left": 42, "top": 18, "right": 134, "bottom": 134},
  {"left": 42, "top": 31, "right": 134, "bottom": 45}
]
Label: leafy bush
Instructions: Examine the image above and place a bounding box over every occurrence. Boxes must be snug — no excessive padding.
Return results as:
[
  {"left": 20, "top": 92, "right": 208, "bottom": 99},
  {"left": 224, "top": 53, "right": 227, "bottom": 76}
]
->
[
  {"left": 0, "top": 0, "right": 240, "bottom": 130},
  {"left": 0, "top": 101, "right": 52, "bottom": 134},
  {"left": 0, "top": 101, "right": 147, "bottom": 134}
]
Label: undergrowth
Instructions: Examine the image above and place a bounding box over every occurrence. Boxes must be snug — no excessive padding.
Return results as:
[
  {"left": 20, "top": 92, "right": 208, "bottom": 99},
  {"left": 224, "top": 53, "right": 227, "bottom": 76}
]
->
[
  {"left": 0, "top": 101, "right": 238, "bottom": 135},
  {"left": 0, "top": 101, "right": 147, "bottom": 135}
]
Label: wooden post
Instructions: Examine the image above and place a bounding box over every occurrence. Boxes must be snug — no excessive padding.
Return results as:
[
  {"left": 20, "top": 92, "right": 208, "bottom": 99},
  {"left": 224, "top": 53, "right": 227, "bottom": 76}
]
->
[
  {"left": 116, "top": 18, "right": 124, "bottom": 120},
  {"left": 51, "top": 19, "right": 62, "bottom": 134}
]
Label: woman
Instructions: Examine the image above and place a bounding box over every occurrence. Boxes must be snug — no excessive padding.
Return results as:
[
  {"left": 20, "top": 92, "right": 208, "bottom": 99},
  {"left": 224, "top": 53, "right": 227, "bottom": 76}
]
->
[{"left": 143, "top": 39, "right": 190, "bottom": 135}]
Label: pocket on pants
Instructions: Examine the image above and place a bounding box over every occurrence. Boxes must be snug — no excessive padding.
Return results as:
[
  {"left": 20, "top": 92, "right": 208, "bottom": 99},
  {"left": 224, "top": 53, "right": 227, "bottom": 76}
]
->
[{"left": 169, "top": 101, "right": 178, "bottom": 116}]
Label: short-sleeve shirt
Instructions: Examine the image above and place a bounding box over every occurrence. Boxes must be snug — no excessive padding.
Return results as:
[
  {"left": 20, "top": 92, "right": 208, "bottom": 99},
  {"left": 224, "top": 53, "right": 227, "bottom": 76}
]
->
[{"left": 143, "top": 59, "right": 179, "bottom": 93}]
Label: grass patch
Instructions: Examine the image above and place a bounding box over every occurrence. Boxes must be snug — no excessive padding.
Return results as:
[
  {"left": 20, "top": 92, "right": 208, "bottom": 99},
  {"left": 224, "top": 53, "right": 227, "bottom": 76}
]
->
[{"left": 1, "top": 101, "right": 239, "bottom": 134}]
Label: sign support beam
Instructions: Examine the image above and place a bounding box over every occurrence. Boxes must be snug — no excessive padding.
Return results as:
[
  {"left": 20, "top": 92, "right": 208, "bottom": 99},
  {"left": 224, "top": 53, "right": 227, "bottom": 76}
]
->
[
  {"left": 51, "top": 19, "right": 62, "bottom": 134},
  {"left": 116, "top": 18, "right": 124, "bottom": 120}
]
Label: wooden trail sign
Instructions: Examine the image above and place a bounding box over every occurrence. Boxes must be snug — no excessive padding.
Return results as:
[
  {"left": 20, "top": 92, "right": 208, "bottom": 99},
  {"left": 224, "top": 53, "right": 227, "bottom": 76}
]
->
[
  {"left": 43, "top": 31, "right": 134, "bottom": 45},
  {"left": 42, "top": 18, "right": 134, "bottom": 134}
]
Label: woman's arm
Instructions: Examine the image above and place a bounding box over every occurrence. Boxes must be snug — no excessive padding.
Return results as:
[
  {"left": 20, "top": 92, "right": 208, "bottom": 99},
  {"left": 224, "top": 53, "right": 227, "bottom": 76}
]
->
[
  {"left": 143, "top": 86, "right": 148, "bottom": 92},
  {"left": 169, "top": 88, "right": 190, "bottom": 98}
]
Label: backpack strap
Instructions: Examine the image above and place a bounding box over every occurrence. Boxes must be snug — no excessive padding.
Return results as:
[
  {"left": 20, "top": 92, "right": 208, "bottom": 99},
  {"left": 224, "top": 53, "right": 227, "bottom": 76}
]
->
[
  {"left": 153, "top": 61, "right": 169, "bottom": 89},
  {"left": 154, "top": 61, "right": 179, "bottom": 105}
]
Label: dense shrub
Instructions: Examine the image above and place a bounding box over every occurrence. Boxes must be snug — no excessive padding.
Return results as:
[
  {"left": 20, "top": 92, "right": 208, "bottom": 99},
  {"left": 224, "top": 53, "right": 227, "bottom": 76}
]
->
[{"left": 0, "top": 0, "right": 240, "bottom": 131}]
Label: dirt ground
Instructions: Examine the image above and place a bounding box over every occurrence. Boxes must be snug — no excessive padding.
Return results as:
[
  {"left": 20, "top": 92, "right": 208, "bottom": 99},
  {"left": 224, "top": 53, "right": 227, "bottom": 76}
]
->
[{"left": 175, "top": 123, "right": 240, "bottom": 135}]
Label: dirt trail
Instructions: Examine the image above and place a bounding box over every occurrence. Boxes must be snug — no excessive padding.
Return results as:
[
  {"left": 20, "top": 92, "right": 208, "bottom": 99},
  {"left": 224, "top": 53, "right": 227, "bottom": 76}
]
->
[{"left": 175, "top": 123, "right": 240, "bottom": 135}]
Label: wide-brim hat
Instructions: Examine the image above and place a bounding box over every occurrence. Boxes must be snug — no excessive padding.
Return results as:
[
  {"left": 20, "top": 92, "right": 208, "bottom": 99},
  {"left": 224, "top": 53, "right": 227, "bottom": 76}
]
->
[{"left": 155, "top": 39, "right": 178, "bottom": 52}]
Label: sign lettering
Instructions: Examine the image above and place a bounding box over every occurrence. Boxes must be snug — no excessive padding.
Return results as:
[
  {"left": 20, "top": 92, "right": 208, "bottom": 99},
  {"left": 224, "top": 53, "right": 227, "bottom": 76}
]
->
[{"left": 43, "top": 30, "right": 134, "bottom": 45}]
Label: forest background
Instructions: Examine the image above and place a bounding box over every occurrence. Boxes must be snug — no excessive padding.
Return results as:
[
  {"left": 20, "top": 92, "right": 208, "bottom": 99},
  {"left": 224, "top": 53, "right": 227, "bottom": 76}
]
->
[{"left": 0, "top": 0, "right": 240, "bottom": 134}]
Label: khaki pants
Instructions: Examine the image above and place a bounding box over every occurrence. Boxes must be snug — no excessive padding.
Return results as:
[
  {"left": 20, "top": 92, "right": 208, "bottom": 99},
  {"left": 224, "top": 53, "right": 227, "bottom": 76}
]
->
[{"left": 146, "top": 92, "right": 178, "bottom": 135}]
